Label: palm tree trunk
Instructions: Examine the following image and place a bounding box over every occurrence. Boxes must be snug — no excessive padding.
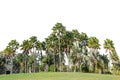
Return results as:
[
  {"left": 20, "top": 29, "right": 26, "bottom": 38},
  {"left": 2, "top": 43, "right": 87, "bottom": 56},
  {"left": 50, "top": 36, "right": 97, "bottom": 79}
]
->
[
  {"left": 33, "top": 48, "right": 36, "bottom": 73},
  {"left": 66, "top": 52, "right": 70, "bottom": 72},
  {"left": 54, "top": 54, "right": 56, "bottom": 72},
  {"left": 78, "top": 61, "right": 80, "bottom": 72},
  {"left": 11, "top": 56, "right": 13, "bottom": 74},
  {"left": 93, "top": 63, "right": 96, "bottom": 73},
  {"left": 68, "top": 57, "right": 70, "bottom": 72},
  {"left": 40, "top": 51, "right": 42, "bottom": 65},
  {"left": 25, "top": 59, "right": 26, "bottom": 73},
  {"left": 59, "top": 38, "right": 62, "bottom": 72},
  {"left": 67, "top": 48, "right": 71, "bottom": 72},
  {"left": 74, "top": 65, "right": 76, "bottom": 72}
]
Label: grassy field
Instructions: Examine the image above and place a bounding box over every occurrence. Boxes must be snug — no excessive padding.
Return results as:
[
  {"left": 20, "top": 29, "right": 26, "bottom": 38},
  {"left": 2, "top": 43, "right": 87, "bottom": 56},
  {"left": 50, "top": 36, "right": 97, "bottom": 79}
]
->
[{"left": 0, "top": 72, "right": 120, "bottom": 80}]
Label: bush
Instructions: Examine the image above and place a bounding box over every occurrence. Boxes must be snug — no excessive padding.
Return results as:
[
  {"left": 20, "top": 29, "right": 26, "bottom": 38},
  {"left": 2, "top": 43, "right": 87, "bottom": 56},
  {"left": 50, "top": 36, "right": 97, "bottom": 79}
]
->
[
  {"left": 71, "top": 65, "right": 77, "bottom": 72},
  {"left": 71, "top": 65, "right": 75, "bottom": 72},
  {"left": 6, "top": 71, "right": 10, "bottom": 74},
  {"left": 63, "top": 65, "right": 67, "bottom": 72},
  {"left": 39, "top": 65, "right": 45, "bottom": 71},
  {"left": 81, "top": 64, "right": 89, "bottom": 72},
  {"left": 49, "top": 65, "right": 54, "bottom": 72}
]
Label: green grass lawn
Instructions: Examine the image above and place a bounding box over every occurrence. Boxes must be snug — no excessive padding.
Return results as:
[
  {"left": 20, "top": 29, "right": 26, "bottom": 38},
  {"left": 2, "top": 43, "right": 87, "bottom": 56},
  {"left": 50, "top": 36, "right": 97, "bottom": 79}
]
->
[{"left": 0, "top": 72, "right": 120, "bottom": 80}]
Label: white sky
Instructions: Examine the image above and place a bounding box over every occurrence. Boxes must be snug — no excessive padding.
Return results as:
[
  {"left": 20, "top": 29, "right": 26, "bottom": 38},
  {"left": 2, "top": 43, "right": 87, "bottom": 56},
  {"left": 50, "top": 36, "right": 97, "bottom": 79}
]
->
[{"left": 0, "top": 0, "right": 120, "bottom": 56}]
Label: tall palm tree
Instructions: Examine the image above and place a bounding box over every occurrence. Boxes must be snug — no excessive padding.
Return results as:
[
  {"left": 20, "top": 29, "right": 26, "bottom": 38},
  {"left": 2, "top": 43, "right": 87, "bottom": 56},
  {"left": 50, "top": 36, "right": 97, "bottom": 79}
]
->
[
  {"left": 103, "top": 39, "right": 119, "bottom": 74},
  {"left": 52, "top": 23, "right": 66, "bottom": 72},
  {"left": 29, "top": 36, "right": 38, "bottom": 72},
  {"left": 45, "top": 33, "right": 59, "bottom": 72},
  {"left": 36, "top": 40, "right": 45, "bottom": 72},
  {"left": 71, "top": 29, "right": 81, "bottom": 72},
  {"left": 78, "top": 32, "right": 88, "bottom": 72},
  {"left": 88, "top": 37, "right": 100, "bottom": 73},
  {"left": 63, "top": 31, "right": 74, "bottom": 72},
  {"left": 69, "top": 31, "right": 88, "bottom": 72},
  {"left": 20, "top": 39, "right": 32, "bottom": 73}
]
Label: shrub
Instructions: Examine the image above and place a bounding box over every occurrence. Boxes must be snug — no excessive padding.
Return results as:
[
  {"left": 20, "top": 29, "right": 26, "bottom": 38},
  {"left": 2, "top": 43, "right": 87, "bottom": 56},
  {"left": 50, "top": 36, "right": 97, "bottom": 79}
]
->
[
  {"left": 81, "top": 64, "right": 89, "bottom": 72},
  {"left": 49, "top": 65, "right": 54, "bottom": 72}
]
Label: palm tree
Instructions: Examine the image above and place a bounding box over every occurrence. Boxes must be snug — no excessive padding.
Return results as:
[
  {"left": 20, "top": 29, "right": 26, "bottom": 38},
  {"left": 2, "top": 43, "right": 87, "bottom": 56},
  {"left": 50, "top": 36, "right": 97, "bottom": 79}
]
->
[
  {"left": 45, "top": 33, "right": 59, "bottom": 72},
  {"left": 52, "top": 23, "right": 66, "bottom": 72},
  {"left": 103, "top": 39, "right": 119, "bottom": 74},
  {"left": 71, "top": 29, "right": 81, "bottom": 72},
  {"left": 29, "top": 36, "right": 38, "bottom": 72},
  {"left": 88, "top": 37, "right": 100, "bottom": 73},
  {"left": 103, "top": 39, "right": 114, "bottom": 53},
  {"left": 21, "top": 39, "right": 32, "bottom": 73},
  {"left": 35, "top": 40, "right": 45, "bottom": 72},
  {"left": 78, "top": 32, "right": 88, "bottom": 72},
  {"left": 63, "top": 31, "right": 74, "bottom": 72}
]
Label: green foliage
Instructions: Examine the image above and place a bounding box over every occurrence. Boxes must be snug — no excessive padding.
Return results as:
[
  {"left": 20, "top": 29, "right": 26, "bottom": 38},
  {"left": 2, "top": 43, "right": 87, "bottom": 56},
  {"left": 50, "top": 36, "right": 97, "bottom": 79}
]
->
[
  {"left": 81, "top": 64, "right": 89, "bottom": 72},
  {"left": 0, "top": 54, "right": 5, "bottom": 74},
  {"left": 42, "top": 56, "right": 48, "bottom": 63},
  {"left": 88, "top": 37, "right": 100, "bottom": 49},
  {"left": 49, "top": 64, "right": 54, "bottom": 72},
  {"left": 39, "top": 65, "right": 45, "bottom": 71}
]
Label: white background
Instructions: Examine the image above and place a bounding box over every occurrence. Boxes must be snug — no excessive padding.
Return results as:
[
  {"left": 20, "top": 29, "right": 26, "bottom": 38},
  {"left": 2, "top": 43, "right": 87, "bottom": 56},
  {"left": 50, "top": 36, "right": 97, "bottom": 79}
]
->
[{"left": 0, "top": 0, "right": 120, "bottom": 55}]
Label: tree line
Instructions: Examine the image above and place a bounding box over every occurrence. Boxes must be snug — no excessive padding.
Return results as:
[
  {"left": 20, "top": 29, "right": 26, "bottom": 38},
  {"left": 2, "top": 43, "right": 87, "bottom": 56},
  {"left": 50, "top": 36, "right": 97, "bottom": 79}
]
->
[{"left": 0, "top": 23, "right": 120, "bottom": 74}]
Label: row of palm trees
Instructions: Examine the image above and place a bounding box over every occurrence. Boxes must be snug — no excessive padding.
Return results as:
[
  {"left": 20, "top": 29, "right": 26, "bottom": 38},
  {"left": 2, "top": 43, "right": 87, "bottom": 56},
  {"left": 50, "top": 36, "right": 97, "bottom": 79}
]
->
[{"left": 0, "top": 23, "right": 120, "bottom": 74}]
